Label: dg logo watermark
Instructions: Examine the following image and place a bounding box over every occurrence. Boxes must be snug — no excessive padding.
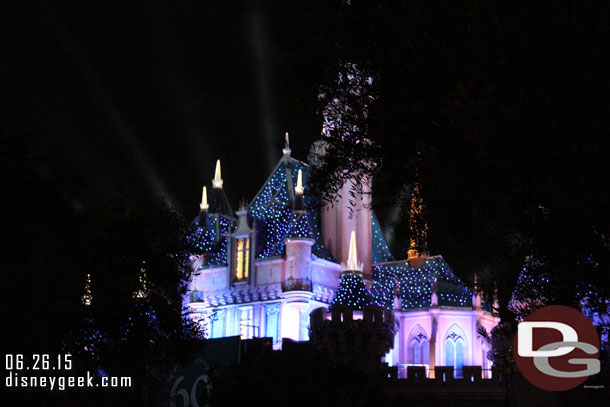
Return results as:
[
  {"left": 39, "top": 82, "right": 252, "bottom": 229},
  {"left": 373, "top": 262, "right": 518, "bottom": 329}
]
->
[{"left": 514, "top": 305, "right": 600, "bottom": 391}]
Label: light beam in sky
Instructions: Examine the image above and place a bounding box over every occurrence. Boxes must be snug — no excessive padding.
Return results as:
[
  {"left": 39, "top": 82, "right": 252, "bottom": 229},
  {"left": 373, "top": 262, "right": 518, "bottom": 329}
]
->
[
  {"left": 55, "top": 24, "right": 176, "bottom": 207},
  {"left": 248, "top": 7, "right": 279, "bottom": 173}
]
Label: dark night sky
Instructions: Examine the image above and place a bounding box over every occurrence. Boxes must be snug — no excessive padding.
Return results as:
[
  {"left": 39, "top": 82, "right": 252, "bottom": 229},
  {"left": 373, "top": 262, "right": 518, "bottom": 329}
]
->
[
  {"left": 5, "top": 0, "right": 610, "bottom": 256},
  {"left": 4, "top": 0, "right": 610, "bottom": 334},
  {"left": 4, "top": 1, "right": 325, "bottom": 216}
]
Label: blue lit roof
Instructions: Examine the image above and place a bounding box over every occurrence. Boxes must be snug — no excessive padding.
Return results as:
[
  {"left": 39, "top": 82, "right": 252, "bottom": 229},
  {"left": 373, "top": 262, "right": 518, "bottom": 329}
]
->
[
  {"left": 371, "top": 212, "right": 394, "bottom": 263},
  {"left": 188, "top": 153, "right": 394, "bottom": 268},
  {"left": 248, "top": 155, "right": 335, "bottom": 262},
  {"left": 371, "top": 256, "right": 472, "bottom": 310}
]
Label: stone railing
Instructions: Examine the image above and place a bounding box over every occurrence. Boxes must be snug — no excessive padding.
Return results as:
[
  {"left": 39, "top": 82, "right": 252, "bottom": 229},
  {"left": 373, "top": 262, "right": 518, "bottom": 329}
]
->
[{"left": 282, "top": 277, "right": 311, "bottom": 292}]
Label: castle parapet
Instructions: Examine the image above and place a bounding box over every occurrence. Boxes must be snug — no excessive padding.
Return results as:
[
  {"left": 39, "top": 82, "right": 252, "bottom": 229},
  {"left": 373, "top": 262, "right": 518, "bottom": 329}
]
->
[{"left": 282, "top": 277, "right": 312, "bottom": 292}]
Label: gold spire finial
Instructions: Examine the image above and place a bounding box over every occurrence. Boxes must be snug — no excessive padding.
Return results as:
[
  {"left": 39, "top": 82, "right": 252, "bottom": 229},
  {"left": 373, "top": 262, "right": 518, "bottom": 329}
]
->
[
  {"left": 199, "top": 186, "right": 209, "bottom": 211},
  {"left": 295, "top": 169, "right": 304, "bottom": 195},
  {"left": 408, "top": 181, "right": 427, "bottom": 256},
  {"left": 212, "top": 159, "right": 223, "bottom": 188}
]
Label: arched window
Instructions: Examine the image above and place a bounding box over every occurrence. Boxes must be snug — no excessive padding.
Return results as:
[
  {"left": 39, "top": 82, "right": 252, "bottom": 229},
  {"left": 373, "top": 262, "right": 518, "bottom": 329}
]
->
[
  {"left": 413, "top": 337, "right": 421, "bottom": 363},
  {"left": 445, "top": 330, "right": 465, "bottom": 378},
  {"left": 407, "top": 325, "right": 429, "bottom": 365}
]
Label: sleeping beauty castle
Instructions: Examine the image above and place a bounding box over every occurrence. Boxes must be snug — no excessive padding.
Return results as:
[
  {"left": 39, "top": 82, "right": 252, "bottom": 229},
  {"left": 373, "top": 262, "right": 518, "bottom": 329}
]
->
[{"left": 184, "top": 135, "right": 500, "bottom": 378}]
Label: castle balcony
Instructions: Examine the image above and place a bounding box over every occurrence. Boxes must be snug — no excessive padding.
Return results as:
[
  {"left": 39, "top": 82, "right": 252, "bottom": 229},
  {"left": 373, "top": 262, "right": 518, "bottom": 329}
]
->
[{"left": 282, "top": 276, "right": 311, "bottom": 292}]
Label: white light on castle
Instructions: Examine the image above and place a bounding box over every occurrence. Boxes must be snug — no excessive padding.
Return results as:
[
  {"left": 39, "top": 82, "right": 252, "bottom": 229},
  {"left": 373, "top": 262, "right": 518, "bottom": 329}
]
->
[
  {"left": 200, "top": 186, "right": 209, "bottom": 211},
  {"left": 295, "top": 169, "right": 304, "bottom": 195},
  {"left": 342, "top": 231, "right": 363, "bottom": 272},
  {"left": 212, "top": 159, "right": 223, "bottom": 188}
]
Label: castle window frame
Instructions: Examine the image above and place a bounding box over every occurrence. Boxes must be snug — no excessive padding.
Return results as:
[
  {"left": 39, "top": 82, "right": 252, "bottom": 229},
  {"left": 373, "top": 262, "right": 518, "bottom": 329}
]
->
[
  {"left": 406, "top": 324, "right": 429, "bottom": 365},
  {"left": 232, "top": 236, "right": 250, "bottom": 281},
  {"left": 239, "top": 306, "right": 255, "bottom": 339},
  {"left": 444, "top": 326, "right": 467, "bottom": 378}
]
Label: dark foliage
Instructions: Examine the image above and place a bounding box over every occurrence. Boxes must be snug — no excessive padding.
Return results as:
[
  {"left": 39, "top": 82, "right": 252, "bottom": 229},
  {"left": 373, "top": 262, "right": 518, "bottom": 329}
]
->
[
  {"left": 1, "top": 134, "right": 202, "bottom": 404},
  {"left": 308, "top": 61, "right": 383, "bottom": 213},
  {"left": 271, "top": 0, "right": 610, "bottom": 321}
]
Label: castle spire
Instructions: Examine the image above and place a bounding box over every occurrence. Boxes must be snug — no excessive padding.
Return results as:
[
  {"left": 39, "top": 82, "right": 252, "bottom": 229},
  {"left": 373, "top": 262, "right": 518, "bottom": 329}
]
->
[
  {"left": 208, "top": 160, "right": 233, "bottom": 217},
  {"left": 343, "top": 231, "right": 363, "bottom": 272},
  {"left": 331, "top": 230, "right": 371, "bottom": 310},
  {"left": 295, "top": 169, "right": 304, "bottom": 195},
  {"left": 407, "top": 180, "right": 427, "bottom": 259},
  {"left": 282, "top": 132, "right": 291, "bottom": 156},
  {"left": 212, "top": 159, "right": 223, "bottom": 188},
  {"left": 199, "top": 186, "right": 209, "bottom": 211}
]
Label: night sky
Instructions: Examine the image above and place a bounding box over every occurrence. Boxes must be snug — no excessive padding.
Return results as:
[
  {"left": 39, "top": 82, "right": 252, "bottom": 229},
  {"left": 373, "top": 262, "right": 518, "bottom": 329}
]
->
[
  {"left": 5, "top": 0, "right": 610, "bottom": 254},
  {"left": 4, "top": 4, "right": 610, "bottom": 405},
  {"left": 5, "top": 1, "right": 325, "bottom": 216}
]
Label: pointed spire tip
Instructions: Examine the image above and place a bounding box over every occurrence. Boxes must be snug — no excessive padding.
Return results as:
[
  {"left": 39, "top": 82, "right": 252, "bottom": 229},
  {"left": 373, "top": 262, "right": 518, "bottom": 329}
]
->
[
  {"left": 283, "top": 132, "right": 291, "bottom": 156},
  {"left": 295, "top": 169, "right": 304, "bottom": 194},
  {"left": 212, "top": 159, "right": 223, "bottom": 188},
  {"left": 343, "top": 230, "right": 362, "bottom": 272},
  {"left": 200, "top": 186, "right": 209, "bottom": 211}
]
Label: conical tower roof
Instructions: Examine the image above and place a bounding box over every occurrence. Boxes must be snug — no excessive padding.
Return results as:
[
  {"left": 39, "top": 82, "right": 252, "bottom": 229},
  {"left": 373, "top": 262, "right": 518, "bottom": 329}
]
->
[
  {"left": 287, "top": 169, "right": 313, "bottom": 239},
  {"left": 209, "top": 160, "right": 234, "bottom": 217},
  {"left": 330, "top": 231, "right": 372, "bottom": 310}
]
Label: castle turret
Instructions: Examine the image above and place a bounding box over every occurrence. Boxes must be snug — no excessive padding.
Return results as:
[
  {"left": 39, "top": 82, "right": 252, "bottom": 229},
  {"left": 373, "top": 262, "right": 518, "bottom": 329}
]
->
[
  {"left": 283, "top": 169, "right": 314, "bottom": 291},
  {"left": 229, "top": 202, "right": 254, "bottom": 285},
  {"left": 186, "top": 185, "right": 217, "bottom": 255},
  {"left": 198, "top": 186, "right": 210, "bottom": 226},
  {"left": 209, "top": 159, "right": 233, "bottom": 217},
  {"left": 281, "top": 169, "right": 314, "bottom": 341},
  {"left": 321, "top": 176, "right": 372, "bottom": 277},
  {"left": 330, "top": 231, "right": 372, "bottom": 310},
  {"left": 282, "top": 132, "right": 291, "bottom": 156},
  {"left": 406, "top": 180, "right": 428, "bottom": 268}
]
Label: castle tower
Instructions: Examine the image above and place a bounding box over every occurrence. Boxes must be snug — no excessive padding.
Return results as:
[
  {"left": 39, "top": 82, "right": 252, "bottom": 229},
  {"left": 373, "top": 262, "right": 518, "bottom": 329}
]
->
[
  {"left": 316, "top": 62, "right": 376, "bottom": 278},
  {"left": 229, "top": 202, "right": 255, "bottom": 286},
  {"left": 322, "top": 178, "right": 373, "bottom": 277},
  {"left": 197, "top": 186, "right": 210, "bottom": 227},
  {"left": 330, "top": 231, "right": 372, "bottom": 310},
  {"left": 209, "top": 159, "right": 233, "bottom": 218},
  {"left": 281, "top": 169, "right": 315, "bottom": 341},
  {"left": 407, "top": 180, "right": 428, "bottom": 268},
  {"left": 284, "top": 169, "right": 314, "bottom": 291},
  {"left": 185, "top": 185, "right": 219, "bottom": 256}
]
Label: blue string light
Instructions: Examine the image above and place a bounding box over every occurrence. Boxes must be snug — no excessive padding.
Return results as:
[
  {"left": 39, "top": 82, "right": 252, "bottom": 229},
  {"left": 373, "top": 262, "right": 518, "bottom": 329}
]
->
[{"left": 330, "top": 272, "right": 372, "bottom": 310}]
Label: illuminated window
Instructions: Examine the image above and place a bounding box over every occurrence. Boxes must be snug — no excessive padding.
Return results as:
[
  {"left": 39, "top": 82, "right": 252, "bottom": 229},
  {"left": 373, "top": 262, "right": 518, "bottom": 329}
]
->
[
  {"left": 240, "top": 307, "right": 254, "bottom": 339},
  {"left": 211, "top": 309, "right": 226, "bottom": 339},
  {"left": 445, "top": 331, "right": 465, "bottom": 378},
  {"left": 412, "top": 334, "right": 429, "bottom": 365},
  {"left": 407, "top": 325, "right": 429, "bottom": 365},
  {"left": 233, "top": 237, "right": 250, "bottom": 281},
  {"left": 265, "top": 303, "right": 281, "bottom": 343}
]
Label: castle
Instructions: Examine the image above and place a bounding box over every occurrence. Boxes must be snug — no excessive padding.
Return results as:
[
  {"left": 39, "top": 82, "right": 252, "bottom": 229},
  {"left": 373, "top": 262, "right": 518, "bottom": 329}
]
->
[{"left": 185, "top": 136, "right": 499, "bottom": 378}]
